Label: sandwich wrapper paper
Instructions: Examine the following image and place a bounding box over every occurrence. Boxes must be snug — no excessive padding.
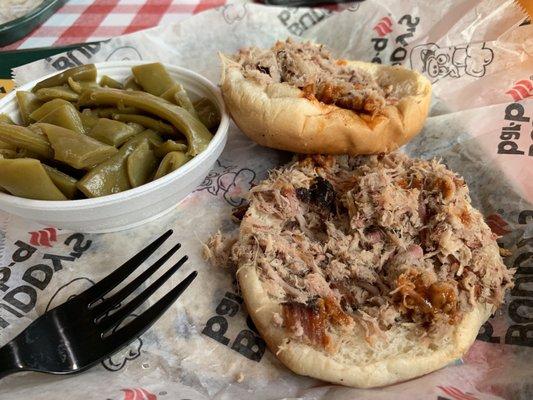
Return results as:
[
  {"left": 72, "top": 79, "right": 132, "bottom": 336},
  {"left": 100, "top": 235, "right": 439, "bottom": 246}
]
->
[{"left": 2, "top": 1, "right": 532, "bottom": 398}]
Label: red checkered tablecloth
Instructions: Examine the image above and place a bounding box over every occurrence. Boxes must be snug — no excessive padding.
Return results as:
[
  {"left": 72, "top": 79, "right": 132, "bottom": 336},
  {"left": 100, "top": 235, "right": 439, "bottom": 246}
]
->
[{"left": 1, "top": 0, "right": 226, "bottom": 51}]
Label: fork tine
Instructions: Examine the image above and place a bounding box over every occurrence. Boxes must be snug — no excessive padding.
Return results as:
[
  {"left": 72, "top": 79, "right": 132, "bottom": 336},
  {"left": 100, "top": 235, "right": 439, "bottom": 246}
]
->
[
  {"left": 77, "top": 230, "right": 173, "bottom": 305},
  {"left": 91, "top": 242, "right": 181, "bottom": 317},
  {"left": 97, "top": 255, "right": 188, "bottom": 332},
  {"left": 104, "top": 271, "right": 197, "bottom": 350}
]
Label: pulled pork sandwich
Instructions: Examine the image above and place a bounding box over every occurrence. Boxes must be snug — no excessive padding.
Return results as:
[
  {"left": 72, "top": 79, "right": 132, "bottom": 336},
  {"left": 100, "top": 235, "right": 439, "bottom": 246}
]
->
[
  {"left": 219, "top": 39, "right": 432, "bottom": 155},
  {"left": 205, "top": 153, "right": 513, "bottom": 388}
]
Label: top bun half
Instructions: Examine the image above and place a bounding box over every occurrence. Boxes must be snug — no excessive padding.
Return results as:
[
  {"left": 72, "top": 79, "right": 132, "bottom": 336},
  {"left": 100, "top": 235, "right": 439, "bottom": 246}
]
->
[{"left": 220, "top": 40, "right": 432, "bottom": 155}]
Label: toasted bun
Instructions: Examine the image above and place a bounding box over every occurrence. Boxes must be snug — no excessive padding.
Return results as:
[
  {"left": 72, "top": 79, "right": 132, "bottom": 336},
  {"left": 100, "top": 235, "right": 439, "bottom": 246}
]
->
[
  {"left": 220, "top": 54, "right": 432, "bottom": 155},
  {"left": 238, "top": 256, "right": 492, "bottom": 388}
]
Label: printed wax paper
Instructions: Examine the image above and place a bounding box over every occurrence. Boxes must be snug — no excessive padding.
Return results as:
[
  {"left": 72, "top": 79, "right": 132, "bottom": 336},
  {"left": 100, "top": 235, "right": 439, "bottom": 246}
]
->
[{"left": 1, "top": 1, "right": 532, "bottom": 399}]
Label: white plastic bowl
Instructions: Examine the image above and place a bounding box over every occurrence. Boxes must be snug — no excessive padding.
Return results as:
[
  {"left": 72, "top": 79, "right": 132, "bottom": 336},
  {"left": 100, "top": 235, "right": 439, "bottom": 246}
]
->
[{"left": 0, "top": 61, "right": 229, "bottom": 232}]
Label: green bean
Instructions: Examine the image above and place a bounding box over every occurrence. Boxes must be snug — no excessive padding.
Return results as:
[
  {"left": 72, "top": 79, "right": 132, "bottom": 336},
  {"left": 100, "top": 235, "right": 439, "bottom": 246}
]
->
[
  {"left": 38, "top": 104, "right": 85, "bottom": 134},
  {"left": 125, "top": 129, "right": 163, "bottom": 148},
  {"left": 0, "top": 139, "right": 16, "bottom": 151},
  {"left": 43, "top": 164, "right": 78, "bottom": 199},
  {"left": 78, "top": 88, "right": 212, "bottom": 156},
  {"left": 35, "top": 123, "right": 117, "bottom": 169},
  {"left": 0, "top": 122, "right": 53, "bottom": 158},
  {"left": 88, "top": 118, "right": 136, "bottom": 146},
  {"left": 131, "top": 63, "right": 176, "bottom": 96},
  {"left": 28, "top": 123, "right": 46, "bottom": 135},
  {"left": 0, "top": 149, "right": 17, "bottom": 158},
  {"left": 0, "top": 114, "right": 14, "bottom": 125},
  {"left": 100, "top": 75, "right": 123, "bottom": 89},
  {"left": 16, "top": 91, "right": 43, "bottom": 125},
  {"left": 77, "top": 138, "right": 146, "bottom": 197},
  {"left": 35, "top": 86, "right": 79, "bottom": 102},
  {"left": 29, "top": 98, "right": 73, "bottom": 121},
  {"left": 80, "top": 109, "right": 100, "bottom": 131},
  {"left": 153, "top": 151, "right": 190, "bottom": 180},
  {"left": 15, "top": 148, "right": 42, "bottom": 159},
  {"left": 154, "top": 140, "right": 187, "bottom": 158},
  {"left": 127, "top": 122, "right": 145, "bottom": 135},
  {"left": 67, "top": 77, "right": 100, "bottom": 94},
  {"left": 32, "top": 64, "right": 97, "bottom": 92},
  {"left": 161, "top": 84, "right": 197, "bottom": 118},
  {"left": 0, "top": 134, "right": 17, "bottom": 150},
  {"left": 112, "top": 113, "right": 176, "bottom": 135},
  {"left": 126, "top": 141, "right": 157, "bottom": 187},
  {"left": 0, "top": 158, "right": 66, "bottom": 200},
  {"left": 124, "top": 76, "right": 142, "bottom": 91},
  {"left": 94, "top": 107, "right": 139, "bottom": 118},
  {"left": 174, "top": 85, "right": 198, "bottom": 118},
  {"left": 194, "top": 98, "right": 221, "bottom": 131}
]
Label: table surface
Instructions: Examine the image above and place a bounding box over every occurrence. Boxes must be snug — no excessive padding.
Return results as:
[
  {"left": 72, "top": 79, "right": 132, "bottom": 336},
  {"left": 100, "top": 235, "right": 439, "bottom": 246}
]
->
[{"left": 1, "top": 0, "right": 227, "bottom": 51}]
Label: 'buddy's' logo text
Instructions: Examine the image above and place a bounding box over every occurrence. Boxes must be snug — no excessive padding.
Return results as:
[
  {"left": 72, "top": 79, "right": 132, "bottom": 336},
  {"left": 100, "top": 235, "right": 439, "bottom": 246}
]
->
[
  {"left": 371, "top": 14, "right": 420, "bottom": 65},
  {"left": 0, "top": 234, "right": 92, "bottom": 330},
  {"left": 498, "top": 103, "right": 532, "bottom": 157}
]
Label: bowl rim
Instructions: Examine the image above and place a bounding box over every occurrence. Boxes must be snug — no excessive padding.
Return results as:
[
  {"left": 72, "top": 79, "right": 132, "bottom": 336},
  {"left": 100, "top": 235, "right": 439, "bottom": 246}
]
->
[{"left": 0, "top": 61, "right": 230, "bottom": 210}]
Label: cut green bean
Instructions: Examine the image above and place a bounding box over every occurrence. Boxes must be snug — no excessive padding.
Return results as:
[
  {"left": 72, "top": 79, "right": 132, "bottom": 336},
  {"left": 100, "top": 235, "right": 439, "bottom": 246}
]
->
[
  {"left": 88, "top": 118, "right": 136, "bottom": 146},
  {"left": 126, "top": 129, "right": 163, "bottom": 148},
  {"left": 29, "top": 98, "right": 73, "bottom": 121},
  {"left": 80, "top": 109, "right": 100, "bottom": 131},
  {"left": 153, "top": 151, "right": 190, "bottom": 180},
  {"left": 155, "top": 140, "right": 187, "bottom": 158},
  {"left": 132, "top": 62, "right": 176, "bottom": 96},
  {"left": 94, "top": 106, "right": 139, "bottom": 118},
  {"left": 32, "top": 64, "right": 97, "bottom": 92},
  {"left": 112, "top": 113, "right": 176, "bottom": 135},
  {"left": 124, "top": 76, "right": 142, "bottom": 91},
  {"left": 35, "top": 86, "right": 80, "bottom": 102},
  {"left": 127, "top": 122, "right": 145, "bottom": 135},
  {"left": 0, "top": 149, "right": 17, "bottom": 158},
  {"left": 126, "top": 141, "right": 157, "bottom": 187},
  {"left": 43, "top": 164, "right": 78, "bottom": 199},
  {"left": 0, "top": 158, "right": 66, "bottom": 200},
  {"left": 194, "top": 98, "right": 221, "bottom": 131},
  {"left": 16, "top": 91, "right": 43, "bottom": 125},
  {"left": 35, "top": 123, "right": 117, "bottom": 169},
  {"left": 0, "top": 114, "right": 15, "bottom": 125},
  {"left": 67, "top": 77, "right": 100, "bottom": 94},
  {"left": 161, "top": 84, "right": 197, "bottom": 118},
  {"left": 0, "top": 122, "right": 53, "bottom": 158},
  {"left": 38, "top": 104, "right": 85, "bottom": 134},
  {"left": 76, "top": 138, "right": 145, "bottom": 197},
  {"left": 100, "top": 75, "right": 124, "bottom": 89},
  {"left": 0, "top": 138, "right": 17, "bottom": 150},
  {"left": 16, "top": 148, "right": 42, "bottom": 159}
]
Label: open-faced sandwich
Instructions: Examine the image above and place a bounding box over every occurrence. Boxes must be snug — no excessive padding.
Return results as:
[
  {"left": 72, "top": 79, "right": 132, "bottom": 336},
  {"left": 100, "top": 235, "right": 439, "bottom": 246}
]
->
[
  {"left": 205, "top": 152, "right": 513, "bottom": 388},
  {"left": 220, "top": 39, "right": 432, "bottom": 155}
]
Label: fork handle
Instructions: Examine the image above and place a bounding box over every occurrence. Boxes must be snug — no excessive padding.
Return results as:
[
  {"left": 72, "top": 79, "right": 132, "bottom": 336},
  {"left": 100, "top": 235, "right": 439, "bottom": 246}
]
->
[{"left": 0, "top": 341, "right": 23, "bottom": 379}]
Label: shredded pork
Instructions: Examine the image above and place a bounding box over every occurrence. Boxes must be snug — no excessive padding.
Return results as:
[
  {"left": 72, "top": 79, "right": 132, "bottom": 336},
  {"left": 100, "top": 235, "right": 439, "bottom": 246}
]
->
[
  {"left": 234, "top": 39, "right": 393, "bottom": 115},
  {"left": 206, "top": 153, "right": 513, "bottom": 348}
]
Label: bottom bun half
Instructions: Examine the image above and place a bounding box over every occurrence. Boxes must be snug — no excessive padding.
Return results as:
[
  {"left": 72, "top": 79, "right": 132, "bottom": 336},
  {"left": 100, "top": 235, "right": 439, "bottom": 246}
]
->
[{"left": 238, "top": 262, "right": 492, "bottom": 388}]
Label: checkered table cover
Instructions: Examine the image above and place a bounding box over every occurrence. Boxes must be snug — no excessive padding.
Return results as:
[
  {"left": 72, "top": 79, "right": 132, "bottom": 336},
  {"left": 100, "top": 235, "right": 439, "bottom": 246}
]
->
[{"left": 1, "top": 0, "right": 226, "bottom": 51}]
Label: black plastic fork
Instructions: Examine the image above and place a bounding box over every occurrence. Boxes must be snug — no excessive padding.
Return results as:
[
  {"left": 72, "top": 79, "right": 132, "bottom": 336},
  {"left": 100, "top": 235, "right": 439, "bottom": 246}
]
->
[{"left": 0, "top": 229, "right": 196, "bottom": 379}]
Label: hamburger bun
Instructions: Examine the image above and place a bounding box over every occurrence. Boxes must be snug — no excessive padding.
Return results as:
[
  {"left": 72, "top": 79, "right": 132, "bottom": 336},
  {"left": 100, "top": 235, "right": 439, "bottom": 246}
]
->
[
  {"left": 219, "top": 40, "right": 432, "bottom": 155},
  {"left": 239, "top": 259, "right": 492, "bottom": 388},
  {"left": 205, "top": 153, "right": 513, "bottom": 388}
]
